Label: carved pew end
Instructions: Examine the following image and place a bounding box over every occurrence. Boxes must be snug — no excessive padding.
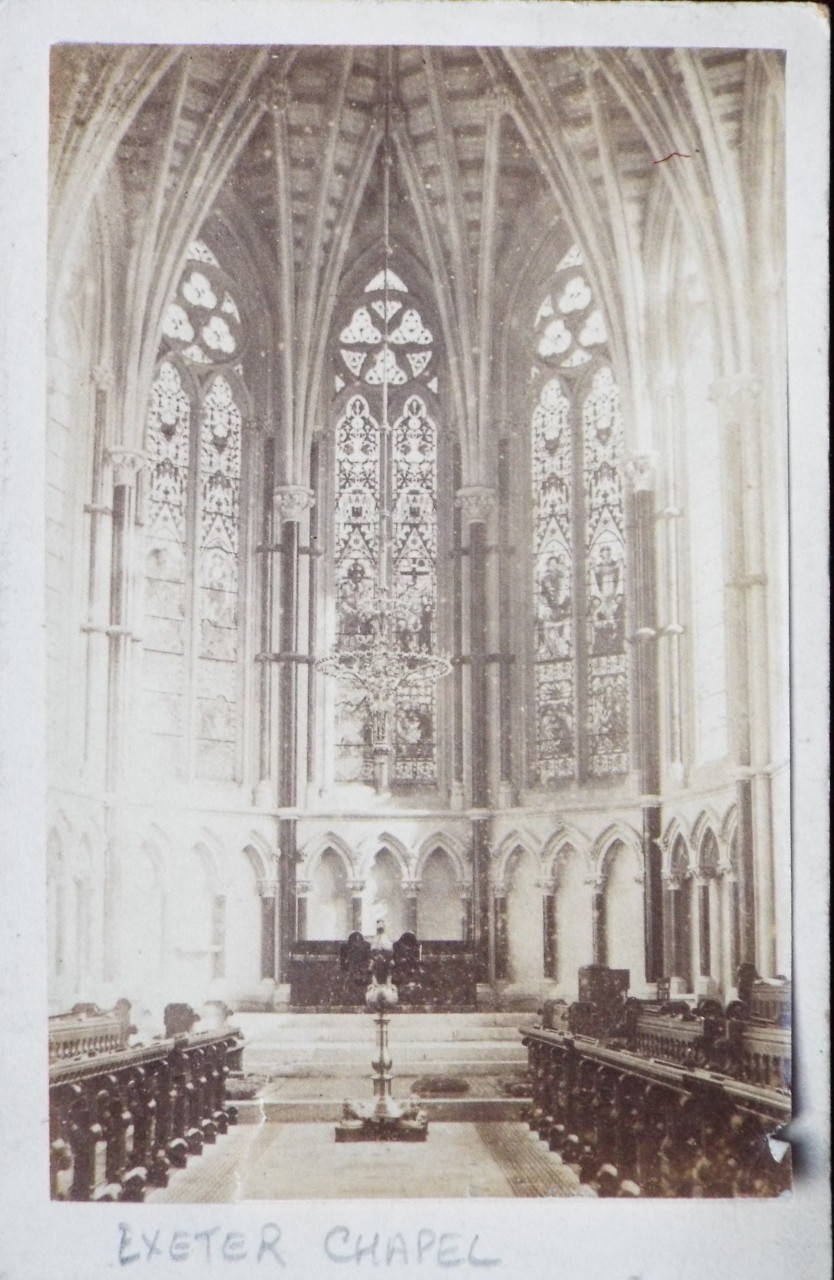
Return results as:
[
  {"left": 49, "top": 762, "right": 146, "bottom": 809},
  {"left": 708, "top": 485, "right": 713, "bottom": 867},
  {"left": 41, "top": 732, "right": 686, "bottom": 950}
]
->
[
  {"left": 121, "top": 1167, "right": 148, "bottom": 1202},
  {"left": 92, "top": 1182, "right": 122, "bottom": 1202},
  {"left": 201, "top": 1118, "right": 218, "bottom": 1144},
  {"left": 214, "top": 1109, "right": 229, "bottom": 1135},
  {"left": 147, "top": 1150, "right": 170, "bottom": 1187},
  {"left": 186, "top": 1127, "right": 204, "bottom": 1156},
  {"left": 167, "top": 1137, "right": 188, "bottom": 1168},
  {"left": 548, "top": 1123, "right": 566, "bottom": 1154}
]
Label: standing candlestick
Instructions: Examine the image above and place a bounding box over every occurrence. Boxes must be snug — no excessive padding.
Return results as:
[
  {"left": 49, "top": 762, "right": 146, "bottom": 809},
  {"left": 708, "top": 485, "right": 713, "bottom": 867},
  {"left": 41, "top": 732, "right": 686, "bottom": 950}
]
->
[{"left": 335, "top": 920, "right": 428, "bottom": 1142}]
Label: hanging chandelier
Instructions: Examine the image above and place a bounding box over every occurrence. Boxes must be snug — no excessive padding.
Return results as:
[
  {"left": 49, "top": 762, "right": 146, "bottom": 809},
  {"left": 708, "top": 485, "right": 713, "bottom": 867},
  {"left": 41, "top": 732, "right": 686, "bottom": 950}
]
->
[{"left": 315, "top": 67, "right": 452, "bottom": 791}]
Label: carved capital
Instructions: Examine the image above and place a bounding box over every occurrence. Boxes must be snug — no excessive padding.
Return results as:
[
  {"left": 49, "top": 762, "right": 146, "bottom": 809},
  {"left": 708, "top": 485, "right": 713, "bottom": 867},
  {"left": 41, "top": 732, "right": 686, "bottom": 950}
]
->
[
  {"left": 585, "top": 873, "right": 606, "bottom": 893},
  {"left": 256, "top": 877, "right": 279, "bottom": 900},
  {"left": 346, "top": 880, "right": 365, "bottom": 895},
  {"left": 295, "top": 879, "right": 311, "bottom": 897},
  {"left": 623, "top": 451, "right": 659, "bottom": 493},
  {"left": 401, "top": 879, "right": 421, "bottom": 896},
  {"left": 455, "top": 486, "right": 497, "bottom": 524},
  {"left": 107, "top": 447, "right": 147, "bottom": 487},
  {"left": 274, "top": 485, "right": 315, "bottom": 523}
]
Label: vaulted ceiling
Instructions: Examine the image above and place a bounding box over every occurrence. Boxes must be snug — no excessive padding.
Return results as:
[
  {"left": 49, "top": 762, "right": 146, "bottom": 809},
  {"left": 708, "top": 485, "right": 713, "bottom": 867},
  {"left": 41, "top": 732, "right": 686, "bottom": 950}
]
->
[{"left": 49, "top": 44, "right": 779, "bottom": 480}]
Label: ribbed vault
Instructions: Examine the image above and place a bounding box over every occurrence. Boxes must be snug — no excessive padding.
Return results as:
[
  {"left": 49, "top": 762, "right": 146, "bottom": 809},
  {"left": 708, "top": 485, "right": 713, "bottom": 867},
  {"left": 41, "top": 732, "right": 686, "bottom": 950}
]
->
[{"left": 50, "top": 44, "right": 770, "bottom": 479}]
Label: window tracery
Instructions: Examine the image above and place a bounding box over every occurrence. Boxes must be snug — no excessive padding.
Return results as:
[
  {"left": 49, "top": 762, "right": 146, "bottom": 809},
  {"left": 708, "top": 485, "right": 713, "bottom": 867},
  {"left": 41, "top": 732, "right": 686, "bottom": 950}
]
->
[
  {"left": 332, "top": 269, "right": 440, "bottom": 786},
  {"left": 141, "top": 242, "right": 247, "bottom": 781},
  {"left": 530, "top": 246, "right": 630, "bottom": 783}
]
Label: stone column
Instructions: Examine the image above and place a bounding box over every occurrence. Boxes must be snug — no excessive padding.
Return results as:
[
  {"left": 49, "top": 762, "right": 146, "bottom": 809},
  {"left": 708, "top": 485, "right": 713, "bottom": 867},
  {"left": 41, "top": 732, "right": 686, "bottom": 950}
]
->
[
  {"left": 253, "top": 432, "right": 277, "bottom": 808},
  {"left": 694, "top": 874, "right": 714, "bottom": 983},
  {"left": 274, "top": 486, "right": 315, "bottom": 980},
  {"left": 105, "top": 447, "right": 147, "bottom": 788},
  {"left": 588, "top": 874, "right": 607, "bottom": 968},
  {"left": 492, "top": 882, "right": 508, "bottom": 982},
  {"left": 656, "top": 376, "right": 686, "bottom": 780},
  {"left": 542, "top": 882, "right": 557, "bottom": 980},
  {"left": 256, "top": 873, "right": 280, "bottom": 983},
  {"left": 103, "top": 446, "right": 146, "bottom": 985},
  {"left": 81, "top": 365, "right": 115, "bottom": 777},
  {"left": 661, "top": 873, "right": 680, "bottom": 981},
  {"left": 457, "top": 486, "right": 497, "bottom": 978},
  {"left": 294, "top": 879, "right": 310, "bottom": 943},
  {"left": 624, "top": 452, "right": 663, "bottom": 984},
  {"left": 710, "top": 376, "right": 773, "bottom": 973},
  {"left": 402, "top": 880, "right": 420, "bottom": 935},
  {"left": 347, "top": 881, "right": 365, "bottom": 935},
  {"left": 460, "top": 890, "right": 472, "bottom": 943}
]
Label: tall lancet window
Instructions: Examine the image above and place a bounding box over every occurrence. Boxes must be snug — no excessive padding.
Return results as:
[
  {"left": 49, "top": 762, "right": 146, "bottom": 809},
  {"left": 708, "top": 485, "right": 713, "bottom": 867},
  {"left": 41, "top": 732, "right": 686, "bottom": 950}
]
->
[
  {"left": 530, "top": 244, "right": 629, "bottom": 783},
  {"left": 140, "top": 239, "right": 247, "bottom": 781},
  {"left": 332, "top": 268, "right": 441, "bottom": 786}
]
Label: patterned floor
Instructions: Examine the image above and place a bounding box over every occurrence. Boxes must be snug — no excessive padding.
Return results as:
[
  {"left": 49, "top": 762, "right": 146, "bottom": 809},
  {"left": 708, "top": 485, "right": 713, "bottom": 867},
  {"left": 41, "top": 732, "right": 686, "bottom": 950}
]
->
[{"left": 144, "top": 1121, "right": 586, "bottom": 1202}]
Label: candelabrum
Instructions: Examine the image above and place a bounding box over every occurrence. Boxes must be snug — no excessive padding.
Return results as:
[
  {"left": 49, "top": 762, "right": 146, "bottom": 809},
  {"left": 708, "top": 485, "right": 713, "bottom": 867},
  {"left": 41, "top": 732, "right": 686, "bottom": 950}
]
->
[{"left": 335, "top": 921, "right": 429, "bottom": 1142}]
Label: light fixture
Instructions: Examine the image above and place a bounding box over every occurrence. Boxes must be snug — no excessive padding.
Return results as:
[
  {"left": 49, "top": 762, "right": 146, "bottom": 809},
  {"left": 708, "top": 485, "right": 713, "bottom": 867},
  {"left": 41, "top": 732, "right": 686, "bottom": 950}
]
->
[{"left": 316, "top": 63, "right": 452, "bottom": 794}]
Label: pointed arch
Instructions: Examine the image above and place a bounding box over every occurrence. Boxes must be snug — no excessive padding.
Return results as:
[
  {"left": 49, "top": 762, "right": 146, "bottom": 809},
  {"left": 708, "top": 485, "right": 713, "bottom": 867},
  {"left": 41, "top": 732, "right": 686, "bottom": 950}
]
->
[
  {"left": 356, "top": 831, "right": 411, "bottom": 881},
  {"left": 136, "top": 823, "right": 173, "bottom": 886},
  {"left": 495, "top": 829, "right": 543, "bottom": 886},
  {"left": 592, "top": 821, "right": 643, "bottom": 881},
  {"left": 238, "top": 831, "right": 278, "bottom": 885},
  {"left": 191, "top": 829, "right": 226, "bottom": 890},
  {"left": 660, "top": 816, "right": 691, "bottom": 878},
  {"left": 298, "top": 831, "right": 357, "bottom": 882},
  {"left": 720, "top": 803, "right": 739, "bottom": 851},
  {"left": 692, "top": 809, "right": 722, "bottom": 876},
  {"left": 415, "top": 832, "right": 470, "bottom": 886},
  {"left": 542, "top": 824, "right": 593, "bottom": 886}
]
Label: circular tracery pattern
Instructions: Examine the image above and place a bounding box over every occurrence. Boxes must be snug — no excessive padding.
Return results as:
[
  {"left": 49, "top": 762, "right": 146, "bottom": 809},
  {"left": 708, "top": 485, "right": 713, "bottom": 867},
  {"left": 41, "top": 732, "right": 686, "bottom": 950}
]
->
[
  {"left": 338, "top": 269, "right": 436, "bottom": 393},
  {"left": 162, "top": 256, "right": 244, "bottom": 366},
  {"left": 531, "top": 244, "right": 629, "bottom": 783}
]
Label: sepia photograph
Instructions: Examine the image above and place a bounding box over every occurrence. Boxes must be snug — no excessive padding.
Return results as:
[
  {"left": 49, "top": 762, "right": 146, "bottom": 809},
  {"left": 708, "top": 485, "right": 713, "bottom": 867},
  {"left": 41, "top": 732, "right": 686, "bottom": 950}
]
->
[
  {"left": 44, "top": 37, "right": 793, "bottom": 1204},
  {"left": 0, "top": 2, "right": 829, "bottom": 1277}
]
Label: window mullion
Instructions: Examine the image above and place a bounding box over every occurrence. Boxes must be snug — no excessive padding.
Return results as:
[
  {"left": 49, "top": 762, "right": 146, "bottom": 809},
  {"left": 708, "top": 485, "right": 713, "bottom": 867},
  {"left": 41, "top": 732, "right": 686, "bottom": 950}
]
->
[
  {"left": 184, "top": 382, "right": 203, "bottom": 782},
  {"left": 573, "top": 388, "right": 590, "bottom": 783}
]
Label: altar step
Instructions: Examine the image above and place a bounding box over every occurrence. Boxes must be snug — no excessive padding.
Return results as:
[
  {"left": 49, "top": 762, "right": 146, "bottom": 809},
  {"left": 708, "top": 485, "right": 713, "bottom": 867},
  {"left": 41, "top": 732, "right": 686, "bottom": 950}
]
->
[{"left": 235, "top": 1011, "right": 530, "bottom": 1078}]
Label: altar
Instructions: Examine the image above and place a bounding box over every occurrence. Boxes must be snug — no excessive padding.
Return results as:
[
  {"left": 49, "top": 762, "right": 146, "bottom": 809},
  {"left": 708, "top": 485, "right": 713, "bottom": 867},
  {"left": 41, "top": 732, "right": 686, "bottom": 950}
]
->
[{"left": 288, "top": 934, "right": 478, "bottom": 1010}]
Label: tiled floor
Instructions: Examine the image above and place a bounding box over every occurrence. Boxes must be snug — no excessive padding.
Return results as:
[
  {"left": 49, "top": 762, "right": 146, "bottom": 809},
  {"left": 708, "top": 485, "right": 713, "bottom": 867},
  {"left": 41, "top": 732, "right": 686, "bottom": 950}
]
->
[{"left": 144, "top": 1121, "right": 585, "bottom": 1202}]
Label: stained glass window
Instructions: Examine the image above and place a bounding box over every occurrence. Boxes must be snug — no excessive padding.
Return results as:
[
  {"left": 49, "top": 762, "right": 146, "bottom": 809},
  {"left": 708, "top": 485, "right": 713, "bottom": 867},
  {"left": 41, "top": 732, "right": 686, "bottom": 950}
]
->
[
  {"left": 532, "top": 377, "right": 575, "bottom": 781},
  {"left": 141, "top": 242, "right": 247, "bottom": 781},
  {"left": 143, "top": 360, "right": 191, "bottom": 773},
  {"left": 583, "top": 367, "right": 628, "bottom": 775},
  {"left": 391, "top": 395, "right": 438, "bottom": 784},
  {"left": 332, "top": 270, "right": 440, "bottom": 786},
  {"left": 333, "top": 395, "right": 380, "bottom": 784},
  {"left": 197, "top": 374, "right": 242, "bottom": 779},
  {"left": 530, "top": 246, "right": 630, "bottom": 783}
]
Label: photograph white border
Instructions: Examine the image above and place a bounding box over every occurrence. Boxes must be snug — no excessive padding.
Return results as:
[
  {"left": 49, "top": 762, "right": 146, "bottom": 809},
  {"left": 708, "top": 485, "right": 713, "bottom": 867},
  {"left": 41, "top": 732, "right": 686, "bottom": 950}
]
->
[{"left": 1, "top": 3, "right": 829, "bottom": 1278}]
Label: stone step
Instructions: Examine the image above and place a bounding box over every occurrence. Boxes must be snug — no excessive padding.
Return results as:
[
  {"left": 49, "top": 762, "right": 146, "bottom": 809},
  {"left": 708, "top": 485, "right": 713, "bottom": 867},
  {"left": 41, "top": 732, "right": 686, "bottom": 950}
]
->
[
  {"left": 233, "top": 1011, "right": 531, "bottom": 1044},
  {"left": 243, "top": 1043, "right": 527, "bottom": 1068},
  {"left": 235, "top": 1097, "right": 529, "bottom": 1123},
  {"left": 235, "top": 1010, "right": 529, "bottom": 1078}
]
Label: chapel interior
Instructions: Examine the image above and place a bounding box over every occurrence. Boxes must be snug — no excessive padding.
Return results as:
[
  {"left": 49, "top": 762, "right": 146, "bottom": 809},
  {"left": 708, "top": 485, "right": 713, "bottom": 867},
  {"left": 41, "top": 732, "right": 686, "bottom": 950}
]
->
[{"left": 46, "top": 43, "right": 791, "bottom": 1201}]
